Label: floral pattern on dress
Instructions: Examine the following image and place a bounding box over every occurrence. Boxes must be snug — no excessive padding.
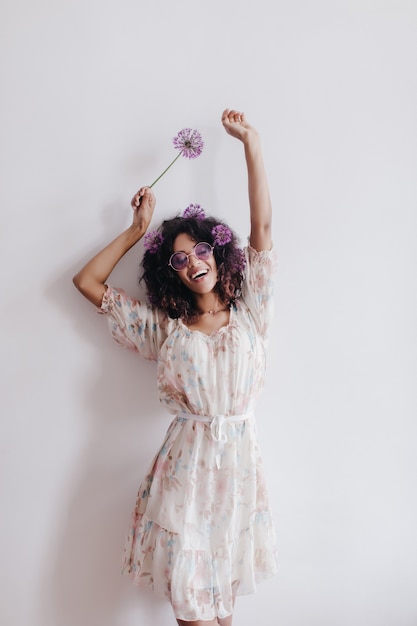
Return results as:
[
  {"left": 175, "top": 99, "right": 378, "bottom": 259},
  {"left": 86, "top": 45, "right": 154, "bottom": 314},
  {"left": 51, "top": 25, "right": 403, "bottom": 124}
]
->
[{"left": 100, "top": 246, "right": 278, "bottom": 621}]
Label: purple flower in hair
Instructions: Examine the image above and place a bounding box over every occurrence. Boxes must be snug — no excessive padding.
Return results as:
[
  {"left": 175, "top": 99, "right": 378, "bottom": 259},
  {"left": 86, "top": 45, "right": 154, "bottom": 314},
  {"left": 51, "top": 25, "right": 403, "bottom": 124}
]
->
[
  {"left": 173, "top": 128, "right": 204, "bottom": 159},
  {"left": 143, "top": 230, "right": 164, "bottom": 254},
  {"left": 182, "top": 204, "right": 206, "bottom": 220},
  {"left": 212, "top": 224, "right": 232, "bottom": 246}
]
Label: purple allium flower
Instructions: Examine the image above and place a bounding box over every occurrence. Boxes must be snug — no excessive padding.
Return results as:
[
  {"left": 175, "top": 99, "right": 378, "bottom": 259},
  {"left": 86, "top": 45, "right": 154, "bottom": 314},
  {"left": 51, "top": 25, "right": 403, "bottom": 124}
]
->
[
  {"left": 143, "top": 230, "right": 164, "bottom": 254},
  {"left": 147, "top": 127, "right": 204, "bottom": 189},
  {"left": 212, "top": 224, "right": 232, "bottom": 246},
  {"left": 173, "top": 128, "right": 204, "bottom": 159},
  {"left": 182, "top": 203, "right": 206, "bottom": 220}
]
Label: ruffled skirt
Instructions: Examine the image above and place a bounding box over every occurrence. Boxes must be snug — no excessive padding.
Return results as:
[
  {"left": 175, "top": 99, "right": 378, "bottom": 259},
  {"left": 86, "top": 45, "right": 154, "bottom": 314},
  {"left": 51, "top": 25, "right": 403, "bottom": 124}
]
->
[{"left": 121, "top": 415, "right": 278, "bottom": 621}]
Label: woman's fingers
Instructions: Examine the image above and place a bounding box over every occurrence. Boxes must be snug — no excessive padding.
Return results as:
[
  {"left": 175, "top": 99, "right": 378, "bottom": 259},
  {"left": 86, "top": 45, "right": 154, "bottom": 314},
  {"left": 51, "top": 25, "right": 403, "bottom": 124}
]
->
[
  {"left": 131, "top": 186, "right": 150, "bottom": 209},
  {"left": 222, "top": 108, "right": 244, "bottom": 124},
  {"left": 222, "top": 108, "right": 251, "bottom": 142}
]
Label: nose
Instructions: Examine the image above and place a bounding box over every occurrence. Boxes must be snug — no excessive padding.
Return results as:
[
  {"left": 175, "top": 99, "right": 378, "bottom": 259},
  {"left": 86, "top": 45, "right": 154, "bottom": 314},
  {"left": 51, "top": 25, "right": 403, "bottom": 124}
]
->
[{"left": 187, "top": 252, "right": 200, "bottom": 267}]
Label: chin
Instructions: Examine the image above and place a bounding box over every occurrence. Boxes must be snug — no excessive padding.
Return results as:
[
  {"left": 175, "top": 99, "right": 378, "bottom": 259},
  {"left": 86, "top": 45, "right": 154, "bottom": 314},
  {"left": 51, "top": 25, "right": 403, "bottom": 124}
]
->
[{"left": 190, "top": 278, "right": 217, "bottom": 294}]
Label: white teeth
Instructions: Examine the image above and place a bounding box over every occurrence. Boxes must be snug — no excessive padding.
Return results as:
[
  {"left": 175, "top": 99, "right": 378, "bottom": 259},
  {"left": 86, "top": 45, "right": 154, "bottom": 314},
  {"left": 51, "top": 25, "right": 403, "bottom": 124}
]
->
[{"left": 191, "top": 269, "right": 208, "bottom": 279}]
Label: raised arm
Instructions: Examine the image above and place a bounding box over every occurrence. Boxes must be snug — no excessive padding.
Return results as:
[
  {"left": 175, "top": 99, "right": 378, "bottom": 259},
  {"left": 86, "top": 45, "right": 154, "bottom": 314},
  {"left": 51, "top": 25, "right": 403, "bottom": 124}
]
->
[
  {"left": 73, "top": 186, "right": 156, "bottom": 307},
  {"left": 222, "top": 109, "right": 272, "bottom": 251}
]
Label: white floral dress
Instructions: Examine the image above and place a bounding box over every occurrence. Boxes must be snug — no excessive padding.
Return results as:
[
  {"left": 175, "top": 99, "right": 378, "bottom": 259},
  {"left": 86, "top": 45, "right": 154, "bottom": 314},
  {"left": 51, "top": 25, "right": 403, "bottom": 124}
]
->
[{"left": 100, "top": 246, "right": 279, "bottom": 621}]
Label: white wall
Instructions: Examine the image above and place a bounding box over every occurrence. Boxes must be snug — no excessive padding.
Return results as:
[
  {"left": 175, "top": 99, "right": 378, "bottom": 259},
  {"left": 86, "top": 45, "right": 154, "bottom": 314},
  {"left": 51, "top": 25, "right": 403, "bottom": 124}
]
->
[{"left": 1, "top": 1, "right": 416, "bottom": 625}]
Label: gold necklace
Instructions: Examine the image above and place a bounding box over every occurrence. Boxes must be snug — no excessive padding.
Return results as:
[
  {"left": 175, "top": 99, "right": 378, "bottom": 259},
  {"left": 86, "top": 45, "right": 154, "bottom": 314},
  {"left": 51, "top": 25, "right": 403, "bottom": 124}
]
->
[{"left": 198, "top": 305, "right": 228, "bottom": 316}]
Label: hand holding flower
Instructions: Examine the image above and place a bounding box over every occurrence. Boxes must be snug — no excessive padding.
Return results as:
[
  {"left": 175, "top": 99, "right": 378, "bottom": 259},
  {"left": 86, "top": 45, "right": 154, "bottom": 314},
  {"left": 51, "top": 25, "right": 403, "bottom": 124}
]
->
[{"left": 131, "top": 186, "right": 156, "bottom": 233}]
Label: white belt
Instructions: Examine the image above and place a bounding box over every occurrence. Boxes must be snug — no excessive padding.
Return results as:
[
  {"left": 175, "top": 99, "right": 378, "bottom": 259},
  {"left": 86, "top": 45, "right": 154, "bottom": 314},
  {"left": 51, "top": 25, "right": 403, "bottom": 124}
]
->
[{"left": 178, "top": 411, "right": 253, "bottom": 468}]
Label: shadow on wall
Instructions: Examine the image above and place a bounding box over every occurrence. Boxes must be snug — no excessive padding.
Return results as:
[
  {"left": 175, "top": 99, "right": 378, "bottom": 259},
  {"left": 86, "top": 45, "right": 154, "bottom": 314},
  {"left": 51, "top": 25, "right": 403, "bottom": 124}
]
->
[{"left": 41, "top": 262, "right": 173, "bottom": 626}]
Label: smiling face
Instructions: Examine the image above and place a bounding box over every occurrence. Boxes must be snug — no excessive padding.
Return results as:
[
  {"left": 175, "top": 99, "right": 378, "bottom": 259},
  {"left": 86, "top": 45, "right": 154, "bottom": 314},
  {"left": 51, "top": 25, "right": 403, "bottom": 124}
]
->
[{"left": 172, "top": 233, "right": 218, "bottom": 294}]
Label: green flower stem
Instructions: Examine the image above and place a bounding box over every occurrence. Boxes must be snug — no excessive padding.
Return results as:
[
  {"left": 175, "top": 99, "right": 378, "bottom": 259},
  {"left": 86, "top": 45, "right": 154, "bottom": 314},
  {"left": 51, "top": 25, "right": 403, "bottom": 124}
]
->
[{"left": 149, "top": 150, "right": 183, "bottom": 188}]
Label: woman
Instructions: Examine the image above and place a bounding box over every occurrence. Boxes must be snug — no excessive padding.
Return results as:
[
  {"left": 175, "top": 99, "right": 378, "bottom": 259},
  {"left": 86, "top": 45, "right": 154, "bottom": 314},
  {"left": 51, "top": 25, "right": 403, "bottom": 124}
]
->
[{"left": 73, "top": 109, "right": 278, "bottom": 626}]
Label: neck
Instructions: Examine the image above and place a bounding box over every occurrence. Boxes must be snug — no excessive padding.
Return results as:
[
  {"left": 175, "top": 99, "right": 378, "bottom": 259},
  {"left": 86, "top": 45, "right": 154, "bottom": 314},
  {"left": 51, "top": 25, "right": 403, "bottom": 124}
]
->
[{"left": 194, "top": 294, "right": 226, "bottom": 315}]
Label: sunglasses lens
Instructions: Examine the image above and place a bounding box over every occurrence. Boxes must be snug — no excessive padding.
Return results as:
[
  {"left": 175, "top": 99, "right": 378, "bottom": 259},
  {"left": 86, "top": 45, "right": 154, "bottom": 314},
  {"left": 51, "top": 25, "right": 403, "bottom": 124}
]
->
[
  {"left": 170, "top": 252, "right": 187, "bottom": 270},
  {"left": 195, "top": 242, "right": 213, "bottom": 260}
]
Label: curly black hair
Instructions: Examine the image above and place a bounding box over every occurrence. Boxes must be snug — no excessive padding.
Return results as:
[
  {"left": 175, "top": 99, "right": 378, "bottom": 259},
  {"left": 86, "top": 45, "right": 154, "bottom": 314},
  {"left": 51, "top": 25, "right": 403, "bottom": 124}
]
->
[{"left": 141, "top": 216, "right": 246, "bottom": 320}]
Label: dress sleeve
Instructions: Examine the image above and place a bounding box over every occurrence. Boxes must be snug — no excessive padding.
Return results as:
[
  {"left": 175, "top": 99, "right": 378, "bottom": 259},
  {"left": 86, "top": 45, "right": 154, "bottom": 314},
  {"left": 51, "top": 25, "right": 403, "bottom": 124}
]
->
[
  {"left": 241, "top": 245, "right": 277, "bottom": 339},
  {"left": 98, "top": 286, "right": 172, "bottom": 361}
]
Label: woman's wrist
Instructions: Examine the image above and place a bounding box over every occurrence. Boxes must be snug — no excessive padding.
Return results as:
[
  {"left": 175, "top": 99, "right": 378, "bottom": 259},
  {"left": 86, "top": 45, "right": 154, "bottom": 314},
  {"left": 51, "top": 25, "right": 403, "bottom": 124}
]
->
[
  {"left": 242, "top": 128, "right": 260, "bottom": 149},
  {"left": 126, "top": 222, "right": 147, "bottom": 245}
]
